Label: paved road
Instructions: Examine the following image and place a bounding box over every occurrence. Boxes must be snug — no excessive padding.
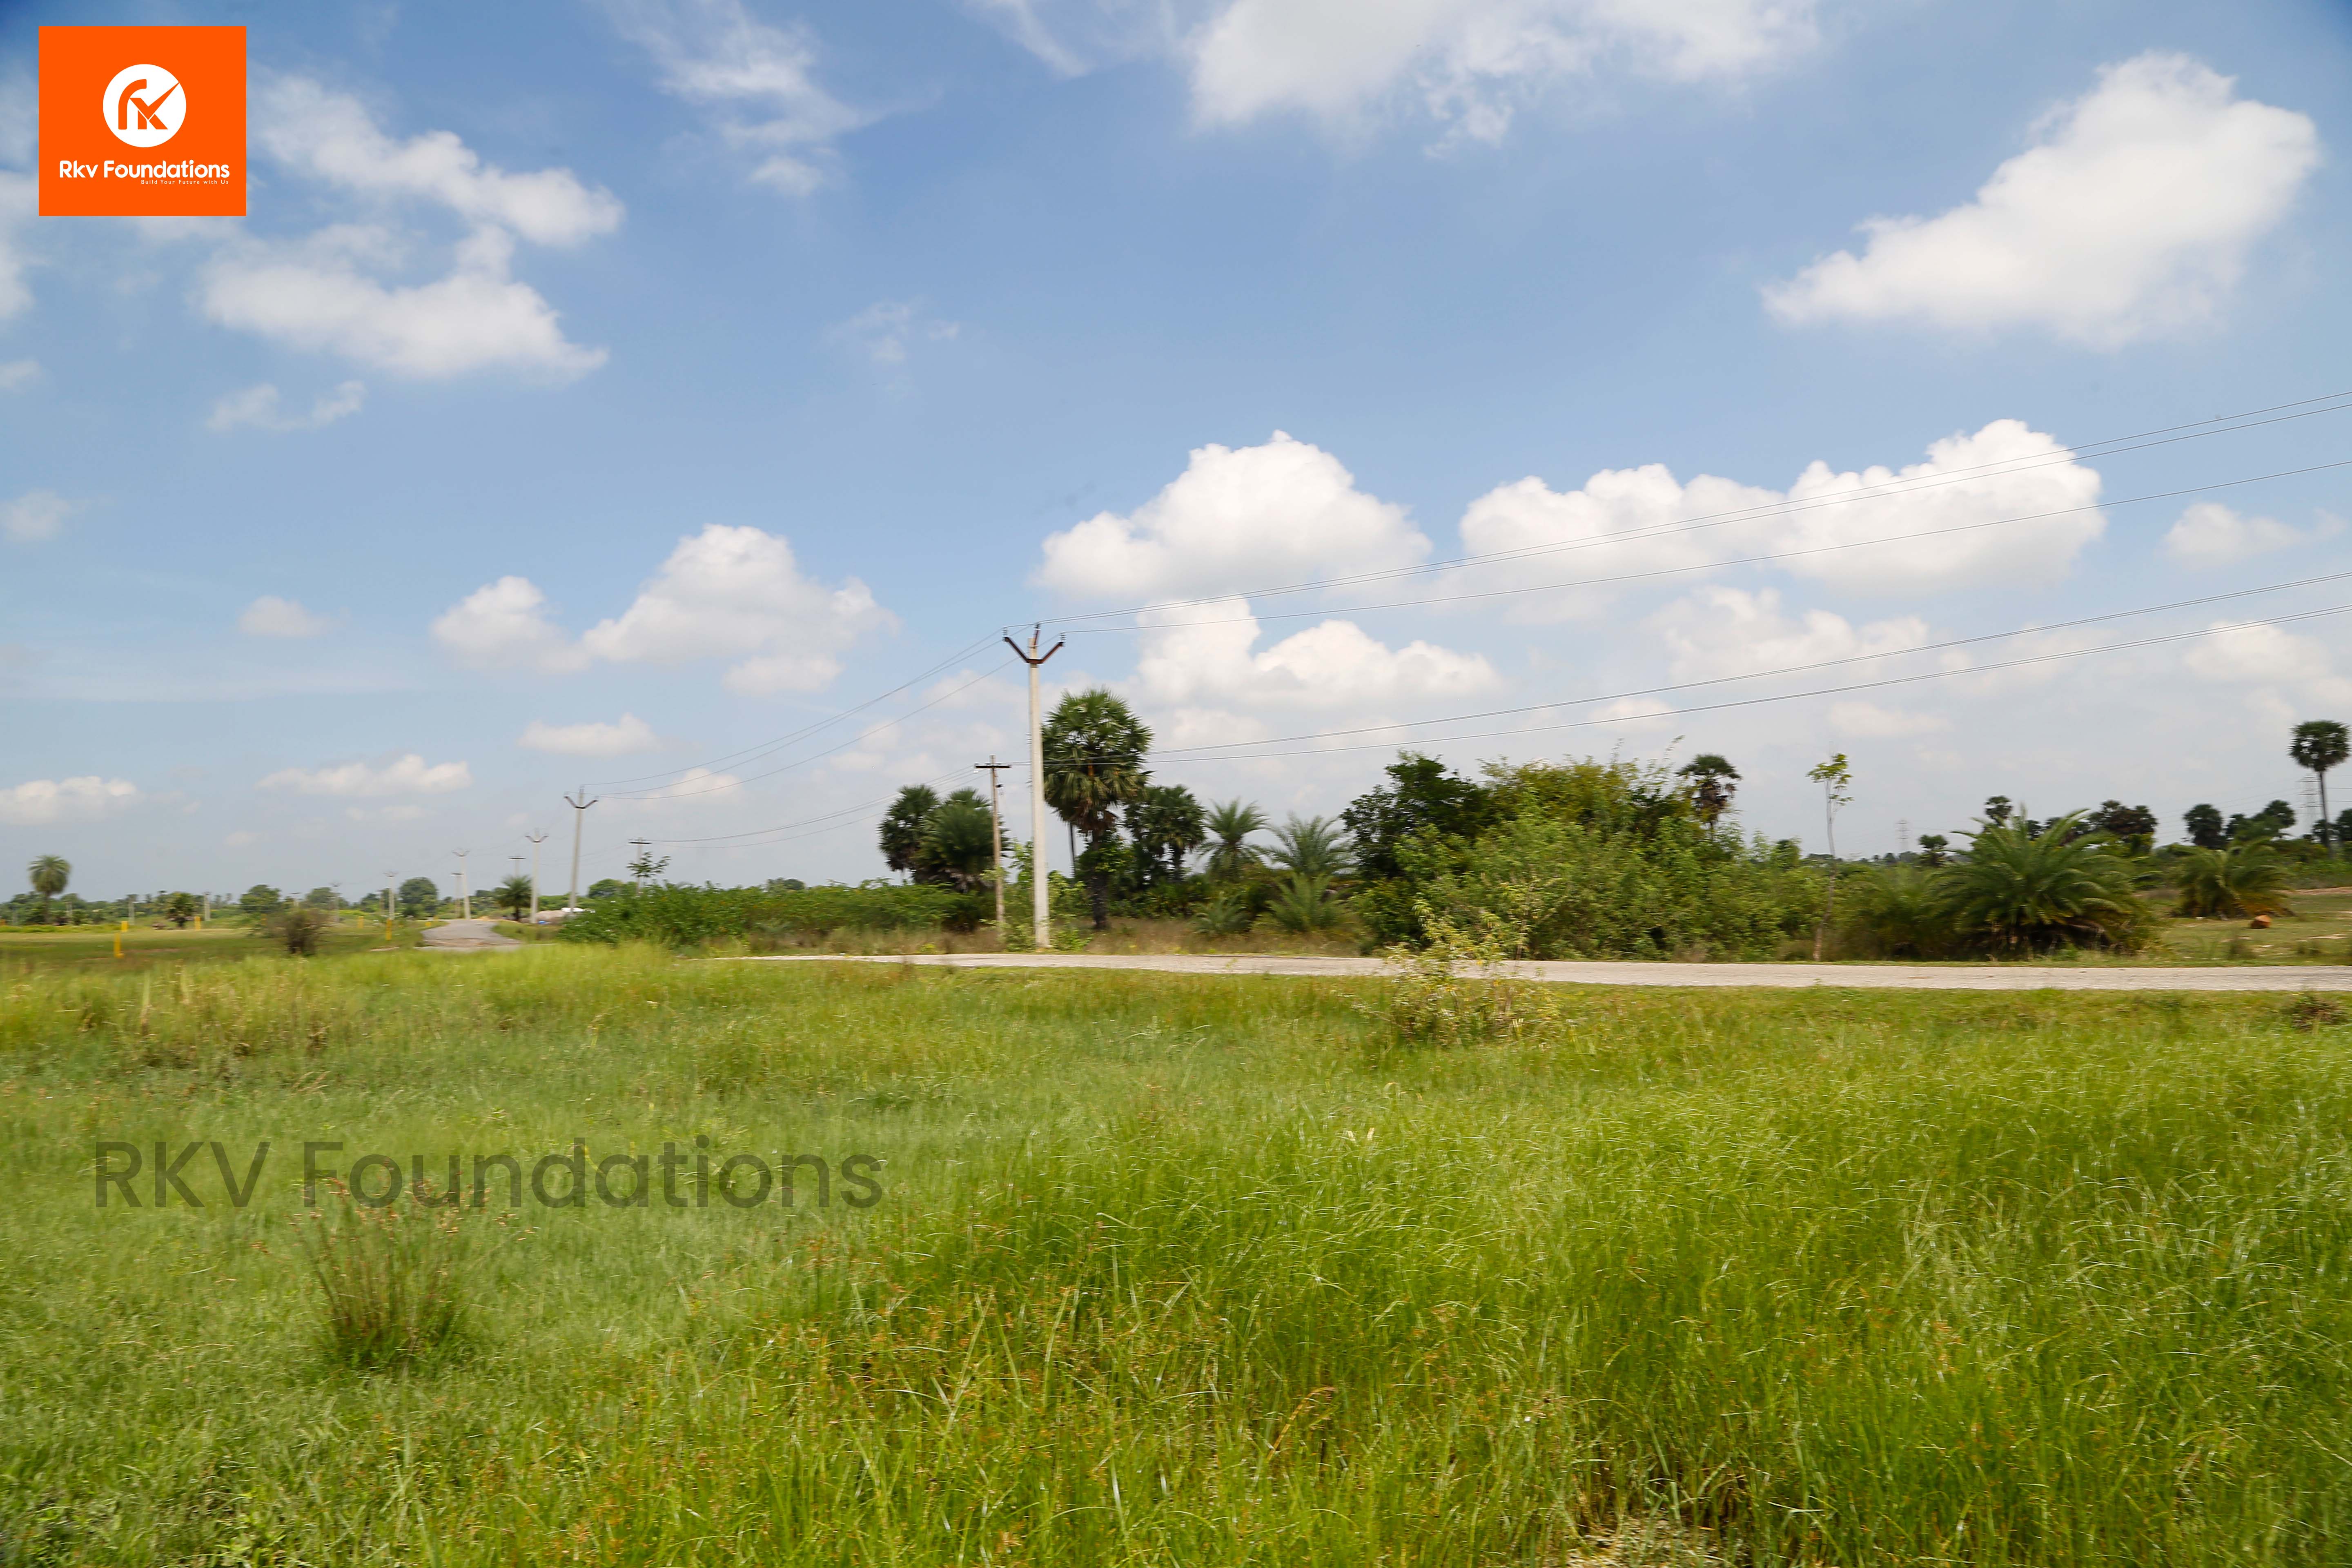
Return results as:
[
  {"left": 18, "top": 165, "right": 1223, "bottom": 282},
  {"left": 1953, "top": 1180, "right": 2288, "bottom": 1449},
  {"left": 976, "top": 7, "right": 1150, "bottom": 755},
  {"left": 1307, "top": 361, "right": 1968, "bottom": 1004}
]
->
[
  {"left": 733, "top": 951, "right": 2352, "bottom": 992},
  {"left": 419, "top": 918, "right": 522, "bottom": 950}
]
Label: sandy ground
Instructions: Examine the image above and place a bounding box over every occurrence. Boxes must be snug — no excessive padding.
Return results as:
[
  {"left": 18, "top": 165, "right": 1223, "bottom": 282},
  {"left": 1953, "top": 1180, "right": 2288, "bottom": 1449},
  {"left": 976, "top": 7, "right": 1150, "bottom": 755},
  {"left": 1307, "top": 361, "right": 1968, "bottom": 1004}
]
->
[{"left": 731, "top": 951, "right": 2352, "bottom": 991}]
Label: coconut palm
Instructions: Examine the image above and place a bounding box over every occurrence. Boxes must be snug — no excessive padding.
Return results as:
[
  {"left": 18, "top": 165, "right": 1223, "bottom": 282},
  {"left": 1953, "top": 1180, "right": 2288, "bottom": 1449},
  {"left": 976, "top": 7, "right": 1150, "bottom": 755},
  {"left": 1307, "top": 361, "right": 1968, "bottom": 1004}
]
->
[
  {"left": 2291, "top": 720, "right": 2350, "bottom": 856},
  {"left": 1041, "top": 688, "right": 1152, "bottom": 929},
  {"left": 26, "top": 855, "right": 68, "bottom": 925},
  {"left": 1267, "top": 815, "right": 1353, "bottom": 878},
  {"left": 494, "top": 875, "right": 535, "bottom": 921},
  {"left": 2174, "top": 844, "right": 2292, "bottom": 919},
  {"left": 1203, "top": 800, "right": 1268, "bottom": 879},
  {"left": 1676, "top": 754, "right": 1740, "bottom": 837},
  {"left": 1937, "top": 813, "right": 2148, "bottom": 953}
]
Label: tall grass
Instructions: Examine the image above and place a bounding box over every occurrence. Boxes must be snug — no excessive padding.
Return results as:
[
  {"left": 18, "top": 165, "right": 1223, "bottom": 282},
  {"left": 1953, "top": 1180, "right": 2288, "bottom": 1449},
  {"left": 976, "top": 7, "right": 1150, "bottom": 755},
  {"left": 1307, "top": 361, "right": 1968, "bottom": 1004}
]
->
[{"left": 3, "top": 944, "right": 2350, "bottom": 1563}]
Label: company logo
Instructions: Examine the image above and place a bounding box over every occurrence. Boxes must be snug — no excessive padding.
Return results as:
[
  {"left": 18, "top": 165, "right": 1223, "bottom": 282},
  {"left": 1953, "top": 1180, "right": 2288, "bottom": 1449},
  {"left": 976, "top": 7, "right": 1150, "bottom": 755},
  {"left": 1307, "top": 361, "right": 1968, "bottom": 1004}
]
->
[
  {"left": 39, "top": 27, "right": 245, "bottom": 218},
  {"left": 104, "top": 63, "right": 186, "bottom": 148}
]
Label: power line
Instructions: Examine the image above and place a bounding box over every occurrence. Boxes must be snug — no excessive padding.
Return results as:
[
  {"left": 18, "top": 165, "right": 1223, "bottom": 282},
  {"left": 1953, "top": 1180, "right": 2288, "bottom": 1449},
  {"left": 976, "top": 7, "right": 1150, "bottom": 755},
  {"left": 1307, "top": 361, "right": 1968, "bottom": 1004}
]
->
[
  {"left": 1033, "top": 392, "right": 2352, "bottom": 626},
  {"left": 1051, "top": 457, "right": 2352, "bottom": 633}
]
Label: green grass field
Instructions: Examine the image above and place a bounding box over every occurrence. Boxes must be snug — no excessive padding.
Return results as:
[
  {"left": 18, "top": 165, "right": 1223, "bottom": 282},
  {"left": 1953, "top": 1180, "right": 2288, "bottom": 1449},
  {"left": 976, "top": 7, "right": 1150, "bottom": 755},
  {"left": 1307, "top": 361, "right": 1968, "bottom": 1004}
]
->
[{"left": 6, "top": 942, "right": 2352, "bottom": 1564}]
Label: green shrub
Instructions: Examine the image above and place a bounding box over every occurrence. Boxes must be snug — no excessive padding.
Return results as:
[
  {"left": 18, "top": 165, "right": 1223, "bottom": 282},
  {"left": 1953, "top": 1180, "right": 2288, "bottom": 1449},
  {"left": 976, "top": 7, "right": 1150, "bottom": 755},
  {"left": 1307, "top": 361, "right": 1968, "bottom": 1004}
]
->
[
  {"left": 1936, "top": 815, "right": 2156, "bottom": 954},
  {"left": 2174, "top": 843, "right": 2292, "bottom": 918},
  {"left": 556, "top": 883, "right": 986, "bottom": 949},
  {"left": 296, "top": 1193, "right": 472, "bottom": 1370}
]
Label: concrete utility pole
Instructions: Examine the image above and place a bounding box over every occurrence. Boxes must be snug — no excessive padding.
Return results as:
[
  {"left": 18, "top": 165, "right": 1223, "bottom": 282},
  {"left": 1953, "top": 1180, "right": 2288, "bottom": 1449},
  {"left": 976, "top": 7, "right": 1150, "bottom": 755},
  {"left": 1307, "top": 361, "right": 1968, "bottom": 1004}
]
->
[
  {"left": 453, "top": 849, "right": 470, "bottom": 920},
  {"left": 525, "top": 833, "right": 549, "bottom": 923},
  {"left": 383, "top": 870, "right": 398, "bottom": 940},
  {"left": 976, "top": 757, "right": 1013, "bottom": 933},
  {"left": 1003, "top": 628, "right": 1063, "bottom": 949},
  {"left": 564, "top": 788, "right": 598, "bottom": 912}
]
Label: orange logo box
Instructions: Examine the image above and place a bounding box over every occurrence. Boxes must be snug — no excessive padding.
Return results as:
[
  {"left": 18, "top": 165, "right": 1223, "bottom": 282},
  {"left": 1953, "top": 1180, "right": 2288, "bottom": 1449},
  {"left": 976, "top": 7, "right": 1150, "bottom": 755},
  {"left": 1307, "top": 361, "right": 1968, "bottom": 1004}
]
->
[{"left": 39, "top": 26, "right": 246, "bottom": 218}]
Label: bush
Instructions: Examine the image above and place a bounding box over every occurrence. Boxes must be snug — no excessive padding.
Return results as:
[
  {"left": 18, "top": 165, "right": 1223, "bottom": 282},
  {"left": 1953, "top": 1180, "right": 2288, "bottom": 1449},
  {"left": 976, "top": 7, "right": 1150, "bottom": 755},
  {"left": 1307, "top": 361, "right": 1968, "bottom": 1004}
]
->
[
  {"left": 2175, "top": 844, "right": 2292, "bottom": 919},
  {"left": 1258, "top": 872, "right": 1345, "bottom": 933},
  {"left": 296, "top": 1193, "right": 471, "bottom": 1369},
  {"left": 271, "top": 906, "right": 333, "bottom": 957},
  {"left": 556, "top": 883, "right": 987, "bottom": 949},
  {"left": 1366, "top": 910, "right": 1565, "bottom": 1047},
  {"left": 1936, "top": 816, "right": 2156, "bottom": 954},
  {"left": 1192, "top": 885, "right": 1257, "bottom": 937}
]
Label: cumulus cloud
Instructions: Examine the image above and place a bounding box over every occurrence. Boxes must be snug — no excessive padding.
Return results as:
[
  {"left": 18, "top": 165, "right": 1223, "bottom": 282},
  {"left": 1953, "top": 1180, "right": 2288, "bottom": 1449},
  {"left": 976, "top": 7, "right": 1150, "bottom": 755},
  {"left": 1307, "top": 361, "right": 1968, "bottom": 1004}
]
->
[
  {"left": 201, "top": 226, "right": 607, "bottom": 381},
  {"left": 601, "top": 0, "right": 868, "bottom": 194},
  {"left": 238, "top": 596, "right": 338, "bottom": 638},
  {"left": 437, "top": 528, "right": 892, "bottom": 692},
  {"left": 207, "top": 381, "right": 368, "bottom": 434},
  {"left": 431, "top": 576, "right": 594, "bottom": 673},
  {"left": 1826, "top": 700, "right": 1949, "bottom": 738},
  {"left": 2182, "top": 621, "right": 2345, "bottom": 689},
  {"left": 258, "top": 753, "right": 473, "bottom": 796},
  {"left": 1038, "top": 431, "right": 1429, "bottom": 602},
  {"left": 0, "top": 776, "right": 139, "bottom": 826},
  {"left": 2, "top": 490, "right": 76, "bottom": 545},
  {"left": 582, "top": 525, "right": 896, "bottom": 694},
  {"left": 0, "top": 358, "right": 37, "bottom": 391},
  {"left": 256, "top": 77, "right": 624, "bottom": 246},
  {"left": 196, "top": 82, "right": 619, "bottom": 379},
  {"left": 1456, "top": 419, "right": 2102, "bottom": 608},
  {"left": 2160, "top": 501, "right": 2326, "bottom": 566},
  {"left": 1647, "top": 586, "right": 1929, "bottom": 682},
  {"left": 519, "top": 713, "right": 661, "bottom": 756},
  {"left": 1133, "top": 597, "right": 1497, "bottom": 708},
  {"left": 1766, "top": 53, "right": 2320, "bottom": 346}
]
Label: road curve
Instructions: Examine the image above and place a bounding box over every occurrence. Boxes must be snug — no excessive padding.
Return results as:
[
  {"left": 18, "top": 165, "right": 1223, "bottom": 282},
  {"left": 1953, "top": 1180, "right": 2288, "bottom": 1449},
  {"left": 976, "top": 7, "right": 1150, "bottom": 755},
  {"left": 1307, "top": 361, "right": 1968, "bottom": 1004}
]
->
[
  {"left": 419, "top": 918, "right": 522, "bottom": 950},
  {"left": 727, "top": 951, "right": 2352, "bottom": 992}
]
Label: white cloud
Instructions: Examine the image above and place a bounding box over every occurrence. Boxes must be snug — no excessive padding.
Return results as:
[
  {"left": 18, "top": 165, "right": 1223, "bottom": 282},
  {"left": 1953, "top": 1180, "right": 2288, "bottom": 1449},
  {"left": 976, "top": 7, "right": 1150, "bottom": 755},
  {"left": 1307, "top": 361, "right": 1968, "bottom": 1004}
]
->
[
  {"left": 1648, "top": 586, "right": 1929, "bottom": 681},
  {"left": 206, "top": 381, "right": 368, "bottom": 434},
  {"left": 1457, "top": 419, "right": 2103, "bottom": 605},
  {"left": 1038, "top": 431, "right": 1430, "bottom": 601},
  {"left": 583, "top": 525, "right": 896, "bottom": 694},
  {"left": 2183, "top": 621, "right": 2342, "bottom": 688},
  {"left": 238, "top": 596, "right": 338, "bottom": 638},
  {"left": 0, "top": 358, "right": 37, "bottom": 391},
  {"left": 257, "top": 77, "right": 625, "bottom": 247},
  {"left": 831, "top": 300, "right": 960, "bottom": 366},
  {"left": 201, "top": 225, "right": 607, "bottom": 381},
  {"left": 431, "top": 575, "right": 593, "bottom": 673},
  {"left": 1187, "top": 0, "right": 1818, "bottom": 140},
  {"left": 258, "top": 753, "right": 473, "bottom": 797},
  {"left": 602, "top": 0, "right": 867, "bottom": 195},
  {"left": 631, "top": 766, "right": 744, "bottom": 803},
  {"left": 0, "top": 169, "right": 31, "bottom": 321},
  {"left": 0, "top": 776, "right": 140, "bottom": 827},
  {"left": 2, "top": 490, "right": 76, "bottom": 545},
  {"left": 2160, "top": 501, "right": 2324, "bottom": 566},
  {"left": 1766, "top": 53, "right": 2320, "bottom": 346},
  {"left": 1827, "top": 700, "right": 1949, "bottom": 738},
  {"left": 519, "top": 713, "right": 662, "bottom": 756},
  {"left": 438, "top": 527, "right": 893, "bottom": 692},
  {"left": 1134, "top": 597, "right": 1497, "bottom": 708}
]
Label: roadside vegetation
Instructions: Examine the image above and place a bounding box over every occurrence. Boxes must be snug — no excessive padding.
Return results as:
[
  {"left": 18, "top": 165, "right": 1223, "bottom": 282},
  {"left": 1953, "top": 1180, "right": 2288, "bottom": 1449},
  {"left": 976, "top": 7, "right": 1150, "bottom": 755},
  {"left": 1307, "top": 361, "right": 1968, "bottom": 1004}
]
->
[{"left": 7, "top": 941, "right": 2352, "bottom": 1563}]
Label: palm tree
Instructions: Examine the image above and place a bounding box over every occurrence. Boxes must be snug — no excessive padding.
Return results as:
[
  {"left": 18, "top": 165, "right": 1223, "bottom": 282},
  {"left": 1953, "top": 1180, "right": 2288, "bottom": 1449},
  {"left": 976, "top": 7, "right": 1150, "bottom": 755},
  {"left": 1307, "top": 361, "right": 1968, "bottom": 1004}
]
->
[
  {"left": 922, "top": 797, "right": 999, "bottom": 893},
  {"left": 2291, "top": 720, "right": 2350, "bottom": 858},
  {"left": 26, "top": 855, "right": 68, "bottom": 926},
  {"left": 1261, "top": 872, "right": 1344, "bottom": 933},
  {"left": 1127, "top": 784, "right": 1208, "bottom": 884},
  {"left": 1203, "top": 800, "right": 1267, "bottom": 879},
  {"left": 1266, "top": 815, "right": 1353, "bottom": 878},
  {"left": 1937, "top": 813, "right": 2147, "bottom": 953},
  {"left": 878, "top": 785, "right": 942, "bottom": 880},
  {"left": 161, "top": 892, "right": 199, "bottom": 928},
  {"left": 494, "top": 875, "right": 536, "bottom": 921},
  {"left": 1676, "top": 754, "right": 1740, "bottom": 838},
  {"left": 2174, "top": 844, "right": 2292, "bottom": 919},
  {"left": 1041, "top": 688, "right": 1152, "bottom": 929}
]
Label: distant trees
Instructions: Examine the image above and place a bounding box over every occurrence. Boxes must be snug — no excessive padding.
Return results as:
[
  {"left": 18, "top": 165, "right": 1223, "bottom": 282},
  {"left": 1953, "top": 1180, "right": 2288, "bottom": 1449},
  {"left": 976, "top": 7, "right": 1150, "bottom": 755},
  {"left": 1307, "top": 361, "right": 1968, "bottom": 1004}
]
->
[
  {"left": 1915, "top": 834, "right": 1950, "bottom": 868},
  {"left": 494, "top": 875, "right": 535, "bottom": 921},
  {"left": 26, "top": 855, "right": 68, "bottom": 924},
  {"left": 302, "top": 886, "right": 339, "bottom": 909},
  {"left": 1339, "top": 754, "right": 1492, "bottom": 884},
  {"left": 922, "top": 792, "right": 999, "bottom": 893},
  {"left": 1042, "top": 689, "right": 1152, "bottom": 930},
  {"left": 879, "top": 786, "right": 942, "bottom": 880},
  {"left": 239, "top": 885, "right": 285, "bottom": 917},
  {"left": 397, "top": 877, "right": 441, "bottom": 916},
  {"left": 1676, "top": 754, "right": 1741, "bottom": 838},
  {"left": 2291, "top": 720, "right": 2349, "bottom": 856},
  {"left": 1983, "top": 796, "right": 2013, "bottom": 827},
  {"left": 2088, "top": 801, "right": 2158, "bottom": 855},
  {"left": 2184, "top": 804, "right": 2226, "bottom": 850},
  {"left": 1127, "top": 785, "right": 1207, "bottom": 886},
  {"left": 2227, "top": 801, "right": 2295, "bottom": 843},
  {"left": 161, "top": 892, "right": 199, "bottom": 928}
]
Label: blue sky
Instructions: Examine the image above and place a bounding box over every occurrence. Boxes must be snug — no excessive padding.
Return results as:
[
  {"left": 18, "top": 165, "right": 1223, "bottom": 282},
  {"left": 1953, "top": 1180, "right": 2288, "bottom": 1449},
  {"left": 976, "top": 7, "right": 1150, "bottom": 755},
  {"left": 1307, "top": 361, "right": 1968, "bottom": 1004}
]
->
[{"left": 5, "top": 0, "right": 2352, "bottom": 902}]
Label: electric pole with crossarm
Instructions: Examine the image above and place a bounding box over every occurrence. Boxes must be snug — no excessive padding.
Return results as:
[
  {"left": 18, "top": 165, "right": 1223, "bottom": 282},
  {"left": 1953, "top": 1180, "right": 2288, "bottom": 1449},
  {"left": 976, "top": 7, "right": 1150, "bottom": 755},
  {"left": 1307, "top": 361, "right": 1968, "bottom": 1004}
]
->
[
  {"left": 1003, "top": 628, "right": 1063, "bottom": 950},
  {"left": 975, "top": 756, "right": 1012, "bottom": 934}
]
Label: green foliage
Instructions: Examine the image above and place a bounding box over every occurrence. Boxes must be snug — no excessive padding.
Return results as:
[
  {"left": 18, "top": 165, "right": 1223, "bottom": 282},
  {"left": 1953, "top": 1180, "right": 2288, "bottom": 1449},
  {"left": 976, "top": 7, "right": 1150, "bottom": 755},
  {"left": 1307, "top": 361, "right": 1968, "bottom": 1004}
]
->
[
  {"left": 26, "top": 855, "right": 68, "bottom": 901},
  {"left": 1265, "top": 814, "right": 1353, "bottom": 878},
  {"left": 2087, "top": 800, "right": 2158, "bottom": 854},
  {"left": 397, "top": 876, "right": 441, "bottom": 916},
  {"left": 1676, "top": 752, "right": 1740, "bottom": 834},
  {"left": 556, "top": 882, "right": 985, "bottom": 949},
  {"left": 1258, "top": 872, "right": 1345, "bottom": 933},
  {"left": 1042, "top": 688, "right": 1152, "bottom": 928},
  {"left": 1915, "top": 833, "right": 1951, "bottom": 867},
  {"left": 1367, "top": 909, "right": 1565, "bottom": 1047},
  {"left": 1933, "top": 815, "right": 2154, "bottom": 954},
  {"left": 240, "top": 884, "right": 286, "bottom": 918},
  {"left": 878, "top": 784, "right": 942, "bottom": 878},
  {"left": 302, "top": 886, "right": 340, "bottom": 910},
  {"left": 1340, "top": 754, "right": 1492, "bottom": 882},
  {"left": 494, "top": 875, "right": 536, "bottom": 921},
  {"left": 1127, "top": 784, "right": 1207, "bottom": 884},
  {"left": 2290, "top": 718, "right": 2349, "bottom": 777},
  {"left": 160, "top": 892, "right": 199, "bottom": 928},
  {"left": 296, "top": 1195, "right": 472, "bottom": 1370},
  {"left": 2174, "top": 843, "right": 2292, "bottom": 919},
  {"left": 272, "top": 906, "right": 333, "bottom": 956},
  {"left": 1201, "top": 799, "right": 1267, "bottom": 879},
  {"left": 2228, "top": 799, "right": 2296, "bottom": 843},
  {"left": 1190, "top": 884, "right": 1258, "bottom": 936},
  {"left": 1838, "top": 867, "right": 1949, "bottom": 958},
  {"left": 921, "top": 797, "right": 999, "bottom": 892}
]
